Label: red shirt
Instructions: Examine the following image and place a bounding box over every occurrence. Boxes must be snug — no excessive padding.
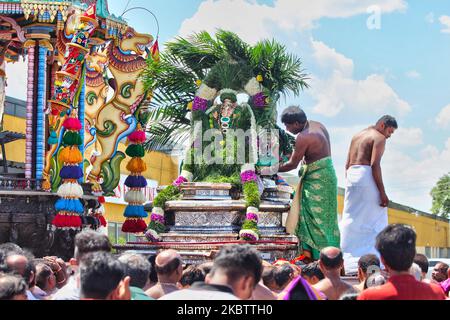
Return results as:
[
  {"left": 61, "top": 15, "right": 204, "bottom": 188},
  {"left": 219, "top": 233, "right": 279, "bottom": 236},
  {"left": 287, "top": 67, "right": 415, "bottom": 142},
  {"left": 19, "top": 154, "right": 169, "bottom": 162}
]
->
[{"left": 358, "top": 274, "right": 446, "bottom": 300}]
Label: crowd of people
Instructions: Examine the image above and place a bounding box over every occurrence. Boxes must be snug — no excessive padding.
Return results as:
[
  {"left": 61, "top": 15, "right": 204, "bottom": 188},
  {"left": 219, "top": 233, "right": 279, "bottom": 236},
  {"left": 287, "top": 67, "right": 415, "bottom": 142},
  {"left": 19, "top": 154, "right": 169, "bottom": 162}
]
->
[{"left": 0, "top": 224, "right": 449, "bottom": 300}]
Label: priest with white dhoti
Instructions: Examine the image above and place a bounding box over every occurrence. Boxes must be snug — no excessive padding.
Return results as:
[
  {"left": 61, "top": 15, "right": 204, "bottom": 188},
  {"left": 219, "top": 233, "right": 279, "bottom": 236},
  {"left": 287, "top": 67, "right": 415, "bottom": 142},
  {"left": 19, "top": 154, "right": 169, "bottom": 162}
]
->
[{"left": 339, "top": 116, "right": 398, "bottom": 274}]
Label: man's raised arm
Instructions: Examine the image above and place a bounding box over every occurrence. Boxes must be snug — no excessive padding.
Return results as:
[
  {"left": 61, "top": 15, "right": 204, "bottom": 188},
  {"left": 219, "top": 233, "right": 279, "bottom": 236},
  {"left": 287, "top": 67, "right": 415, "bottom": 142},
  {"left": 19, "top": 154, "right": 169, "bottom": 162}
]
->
[{"left": 278, "top": 135, "right": 307, "bottom": 173}]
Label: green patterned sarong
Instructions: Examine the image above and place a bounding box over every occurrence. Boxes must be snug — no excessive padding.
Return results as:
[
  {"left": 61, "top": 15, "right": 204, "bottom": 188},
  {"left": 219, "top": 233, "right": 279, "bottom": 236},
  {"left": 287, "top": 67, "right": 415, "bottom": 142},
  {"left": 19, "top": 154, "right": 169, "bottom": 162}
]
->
[{"left": 296, "top": 157, "right": 340, "bottom": 260}]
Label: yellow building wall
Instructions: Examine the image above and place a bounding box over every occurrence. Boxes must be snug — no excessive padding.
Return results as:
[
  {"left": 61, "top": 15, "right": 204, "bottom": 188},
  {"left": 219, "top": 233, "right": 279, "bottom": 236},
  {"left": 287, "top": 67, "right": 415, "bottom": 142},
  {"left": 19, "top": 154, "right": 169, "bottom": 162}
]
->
[{"left": 1, "top": 114, "right": 26, "bottom": 163}]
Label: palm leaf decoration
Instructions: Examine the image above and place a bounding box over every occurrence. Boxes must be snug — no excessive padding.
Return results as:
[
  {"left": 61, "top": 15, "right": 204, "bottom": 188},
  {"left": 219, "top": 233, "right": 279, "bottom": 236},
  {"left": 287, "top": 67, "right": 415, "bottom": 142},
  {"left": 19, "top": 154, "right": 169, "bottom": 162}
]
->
[{"left": 141, "top": 30, "right": 309, "bottom": 152}]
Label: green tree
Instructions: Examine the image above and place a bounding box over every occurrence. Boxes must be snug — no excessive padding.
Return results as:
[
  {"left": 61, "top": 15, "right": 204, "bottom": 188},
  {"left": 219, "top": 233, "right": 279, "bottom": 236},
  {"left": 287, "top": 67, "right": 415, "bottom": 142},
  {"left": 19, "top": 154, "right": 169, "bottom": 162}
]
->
[{"left": 430, "top": 172, "right": 450, "bottom": 219}]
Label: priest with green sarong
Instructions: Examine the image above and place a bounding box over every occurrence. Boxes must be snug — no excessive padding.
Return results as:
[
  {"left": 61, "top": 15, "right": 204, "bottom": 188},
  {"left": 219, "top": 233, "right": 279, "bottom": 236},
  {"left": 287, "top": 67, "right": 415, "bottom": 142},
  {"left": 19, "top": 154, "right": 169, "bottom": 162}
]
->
[{"left": 278, "top": 106, "right": 340, "bottom": 262}]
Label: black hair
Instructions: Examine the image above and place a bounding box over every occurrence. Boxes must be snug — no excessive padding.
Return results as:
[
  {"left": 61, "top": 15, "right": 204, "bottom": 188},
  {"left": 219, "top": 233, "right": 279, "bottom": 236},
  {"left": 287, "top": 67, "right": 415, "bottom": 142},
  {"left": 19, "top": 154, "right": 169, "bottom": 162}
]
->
[
  {"left": 35, "top": 263, "right": 53, "bottom": 291},
  {"left": 180, "top": 265, "right": 205, "bottom": 287},
  {"left": 281, "top": 106, "right": 307, "bottom": 125},
  {"left": 274, "top": 264, "right": 294, "bottom": 288},
  {"left": 0, "top": 274, "right": 27, "bottom": 300},
  {"left": 0, "top": 243, "right": 24, "bottom": 270},
  {"left": 198, "top": 261, "right": 214, "bottom": 277},
  {"left": 413, "top": 254, "right": 429, "bottom": 274},
  {"left": 319, "top": 250, "right": 343, "bottom": 270},
  {"left": 210, "top": 244, "right": 262, "bottom": 287},
  {"left": 358, "top": 254, "right": 381, "bottom": 274},
  {"left": 79, "top": 251, "right": 125, "bottom": 300},
  {"left": 301, "top": 261, "right": 325, "bottom": 280},
  {"left": 119, "top": 253, "right": 151, "bottom": 289},
  {"left": 262, "top": 266, "right": 275, "bottom": 287},
  {"left": 154, "top": 257, "right": 181, "bottom": 276},
  {"left": 74, "top": 230, "right": 112, "bottom": 261},
  {"left": 147, "top": 255, "right": 158, "bottom": 283},
  {"left": 377, "top": 115, "right": 398, "bottom": 129},
  {"left": 375, "top": 224, "right": 416, "bottom": 272}
]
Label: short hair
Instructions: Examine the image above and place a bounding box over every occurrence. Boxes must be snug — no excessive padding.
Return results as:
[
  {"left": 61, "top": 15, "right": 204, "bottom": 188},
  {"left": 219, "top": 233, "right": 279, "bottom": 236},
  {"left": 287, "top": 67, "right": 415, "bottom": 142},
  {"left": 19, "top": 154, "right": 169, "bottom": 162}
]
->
[
  {"left": 377, "top": 115, "right": 398, "bottom": 129},
  {"left": 281, "top": 106, "right": 307, "bottom": 125},
  {"left": 375, "top": 224, "right": 416, "bottom": 272},
  {"left": 35, "top": 263, "right": 53, "bottom": 291},
  {"left": 274, "top": 264, "right": 294, "bottom": 288},
  {"left": 435, "top": 262, "right": 449, "bottom": 274},
  {"left": 210, "top": 244, "right": 262, "bottom": 287},
  {"left": 118, "top": 253, "right": 151, "bottom": 289},
  {"left": 74, "top": 230, "right": 111, "bottom": 261},
  {"left": 0, "top": 274, "right": 27, "bottom": 300},
  {"left": 0, "top": 243, "right": 24, "bottom": 272},
  {"left": 319, "top": 250, "right": 343, "bottom": 270},
  {"left": 262, "top": 266, "right": 275, "bottom": 287},
  {"left": 4, "top": 251, "right": 35, "bottom": 288},
  {"left": 154, "top": 257, "right": 181, "bottom": 276},
  {"left": 79, "top": 251, "right": 125, "bottom": 300},
  {"left": 198, "top": 262, "right": 213, "bottom": 277},
  {"left": 180, "top": 266, "right": 205, "bottom": 287},
  {"left": 358, "top": 254, "right": 381, "bottom": 274},
  {"left": 147, "top": 255, "right": 158, "bottom": 283},
  {"left": 301, "top": 261, "right": 325, "bottom": 280},
  {"left": 413, "top": 254, "right": 429, "bottom": 274}
]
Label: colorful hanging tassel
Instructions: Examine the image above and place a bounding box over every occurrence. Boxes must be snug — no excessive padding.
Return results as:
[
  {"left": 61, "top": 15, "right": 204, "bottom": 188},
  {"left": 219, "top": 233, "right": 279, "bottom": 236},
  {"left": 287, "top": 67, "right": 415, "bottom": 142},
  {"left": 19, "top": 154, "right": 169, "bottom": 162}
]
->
[{"left": 122, "top": 124, "right": 148, "bottom": 234}]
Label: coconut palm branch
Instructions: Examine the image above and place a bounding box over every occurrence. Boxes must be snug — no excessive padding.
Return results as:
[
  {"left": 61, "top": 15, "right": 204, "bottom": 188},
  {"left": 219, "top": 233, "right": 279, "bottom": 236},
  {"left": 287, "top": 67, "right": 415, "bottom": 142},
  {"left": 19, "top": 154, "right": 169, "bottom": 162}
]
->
[{"left": 141, "top": 30, "right": 309, "bottom": 152}]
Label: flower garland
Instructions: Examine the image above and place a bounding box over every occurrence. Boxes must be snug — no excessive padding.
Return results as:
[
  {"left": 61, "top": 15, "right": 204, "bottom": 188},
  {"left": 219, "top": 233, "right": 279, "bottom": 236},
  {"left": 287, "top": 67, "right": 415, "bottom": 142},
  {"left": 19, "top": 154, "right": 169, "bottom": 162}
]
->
[
  {"left": 121, "top": 124, "right": 148, "bottom": 233},
  {"left": 244, "top": 76, "right": 269, "bottom": 108},
  {"left": 239, "top": 164, "right": 261, "bottom": 241},
  {"left": 52, "top": 114, "right": 85, "bottom": 229}
]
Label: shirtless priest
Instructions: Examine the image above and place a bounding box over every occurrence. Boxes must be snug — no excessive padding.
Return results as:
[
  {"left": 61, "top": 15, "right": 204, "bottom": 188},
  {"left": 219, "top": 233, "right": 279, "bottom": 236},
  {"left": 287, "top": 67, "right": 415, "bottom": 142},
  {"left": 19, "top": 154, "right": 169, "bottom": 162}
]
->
[{"left": 339, "top": 115, "right": 397, "bottom": 274}]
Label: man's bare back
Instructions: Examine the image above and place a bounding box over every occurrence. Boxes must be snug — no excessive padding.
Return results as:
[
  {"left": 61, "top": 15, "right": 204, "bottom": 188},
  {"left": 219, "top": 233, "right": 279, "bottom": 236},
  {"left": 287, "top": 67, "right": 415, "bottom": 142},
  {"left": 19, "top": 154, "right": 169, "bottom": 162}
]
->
[
  {"left": 145, "top": 283, "right": 179, "bottom": 299},
  {"left": 347, "top": 127, "right": 386, "bottom": 167},
  {"left": 313, "top": 278, "right": 354, "bottom": 300},
  {"left": 299, "top": 121, "right": 332, "bottom": 164}
]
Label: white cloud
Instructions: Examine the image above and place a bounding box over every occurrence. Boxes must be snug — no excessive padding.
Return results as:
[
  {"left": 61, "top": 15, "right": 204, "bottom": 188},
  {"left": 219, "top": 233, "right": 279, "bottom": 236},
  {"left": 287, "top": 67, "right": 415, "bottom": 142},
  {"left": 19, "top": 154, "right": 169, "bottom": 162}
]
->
[
  {"left": 391, "top": 127, "right": 424, "bottom": 147},
  {"left": 436, "top": 104, "right": 450, "bottom": 128},
  {"left": 439, "top": 15, "right": 450, "bottom": 34},
  {"left": 4, "top": 59, "right": 27, "bottom": 100},
  {"left": 425, "top": 12, "right": 434, "bottom": 24},
  {"left": 405, "top": 70, "right": 421, "bottom": 79},
  {"left": 179, "top": 0, "right": 407, "bottom": 43},
  {"left": 308, "top": 40, "right": 411, "bottom": 117}
]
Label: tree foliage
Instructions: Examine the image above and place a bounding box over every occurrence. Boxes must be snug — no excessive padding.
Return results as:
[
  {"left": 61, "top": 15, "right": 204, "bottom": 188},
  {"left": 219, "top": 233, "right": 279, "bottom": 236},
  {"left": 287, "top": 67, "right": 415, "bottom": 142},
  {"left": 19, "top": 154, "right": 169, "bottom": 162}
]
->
[
  {"left": 140, "top": 30, "right": 309, "bottom": 152},
  {"left": 430, "top": 172, "right": 450, "bottom": 219}
]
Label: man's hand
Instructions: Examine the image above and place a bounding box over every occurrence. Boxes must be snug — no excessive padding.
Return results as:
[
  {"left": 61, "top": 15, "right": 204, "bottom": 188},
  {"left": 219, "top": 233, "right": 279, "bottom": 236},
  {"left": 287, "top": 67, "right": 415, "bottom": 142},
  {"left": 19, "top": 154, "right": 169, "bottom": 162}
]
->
[{"left": 380, "top": 192, "right": 389, "bottom": 207}]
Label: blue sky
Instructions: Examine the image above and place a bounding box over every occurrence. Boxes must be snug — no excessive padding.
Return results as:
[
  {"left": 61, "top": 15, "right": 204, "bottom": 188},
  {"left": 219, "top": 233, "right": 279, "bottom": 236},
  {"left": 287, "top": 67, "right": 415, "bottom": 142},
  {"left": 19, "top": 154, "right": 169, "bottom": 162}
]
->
[{"left": 5, "top": 0, "right": 450, "bottom": 212}]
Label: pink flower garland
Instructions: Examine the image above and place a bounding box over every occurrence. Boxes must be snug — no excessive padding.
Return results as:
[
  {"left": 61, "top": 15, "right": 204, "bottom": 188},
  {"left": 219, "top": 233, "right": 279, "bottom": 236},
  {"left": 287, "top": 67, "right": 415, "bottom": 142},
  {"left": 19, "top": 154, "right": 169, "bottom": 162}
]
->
[{"left": 240, "top": 170, "right": 258, "bottom": 183}]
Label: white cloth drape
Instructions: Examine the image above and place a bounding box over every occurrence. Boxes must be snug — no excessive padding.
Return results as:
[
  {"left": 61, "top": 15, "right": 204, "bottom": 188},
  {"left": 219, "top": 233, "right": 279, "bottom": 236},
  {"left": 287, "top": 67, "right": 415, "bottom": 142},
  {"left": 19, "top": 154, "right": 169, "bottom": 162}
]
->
[{"left": 339, "top": 165, "right": 388, "bottom": 274}]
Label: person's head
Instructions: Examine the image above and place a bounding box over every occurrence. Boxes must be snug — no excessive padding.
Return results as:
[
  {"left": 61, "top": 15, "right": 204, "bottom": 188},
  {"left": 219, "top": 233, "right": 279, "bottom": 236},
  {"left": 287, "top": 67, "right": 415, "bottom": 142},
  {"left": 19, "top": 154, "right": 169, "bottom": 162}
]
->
[
  {"left": 262, "top": 266, "right": 277, "bottom": 291},
  {"left": 198, "top": 261, "right": 214, "bottom": 278},
  {"left": 0, "top": 274, "right": 28, "bottom": 300},
  {"left": 147, "top": 254, "right": 158, "bottom": 286},
  {"left": 207, "top": 244, "right": 262, "bottom": 300},
  {"left": 79, "top": 251, "right": 130, "bottom": 300},
  {"left": 375, "top": 224, "right": 416, "bottom": 273},
  {"left": 319, "top": 247, "right": 344, "bottom": 274},
  {"left": 409, "top": 263, "right": 422, "bottom": 281},
  {"left": 413, "top": 254, "right": 429, "bottom": 279},
  {"left": 179, "top": 265, "right": 205, "bottom": 289},
  {"left": 4, "top": 252, "right": 35, "bottom": 289},
  {"left": 281, "top": 106, "right": 308, "bottom": 135},
  {"left": 118, "top": 253, "right": 151, "bottom": 289},
  {"left": 35, "top": 263, "right": 56, "bottom": 294},
  {"left": 73, "top": 230, "right": 112, "bottom": 263},
  {"left": 301, "top": 261, "right": 325, "bottom": 285},
  {"left": 273, "top": 264, "right": 295, "bottom": 290},
  {"left": 364, "top": 273, "right": 386, "bottom": 289},
  {"left": 357, "top": 254, "right": 381, "bottom": 282},
  {"left": 154, "top": 249, "right": 183, "bottom": 283},
  {"left": 0, "top": 243, "right": 24, "bottom": 273},
  {"left": 375, "top": 115, "right": 398, "bottom": 139},
  {"left": 432, "top": 262, "right": 449, "bottom": 283}
]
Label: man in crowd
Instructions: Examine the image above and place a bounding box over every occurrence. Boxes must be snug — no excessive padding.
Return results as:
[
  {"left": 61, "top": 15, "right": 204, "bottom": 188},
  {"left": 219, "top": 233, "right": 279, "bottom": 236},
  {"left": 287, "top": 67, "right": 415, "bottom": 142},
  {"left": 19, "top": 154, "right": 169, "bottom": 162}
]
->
[
  {"left": 340, "top": 115, "right": 397, "bottom": 273},
  {"left": 79, "top": 251, "right": 130, "bottom": 300},
  {"left": 179, "top": 265, "right": 205, "bottom": 289},
  {"left": 358, "top": 224, "right": 446, "bottom": 300},
  {"left": 301, "top": 261, "right": 324, "bottom": 286},
  {"left": 432, "top": 262, "right": 448, "bottom": 283},
  {"left": 272, "top": 264, "right": 295, "bottom": 294},
  {"left": 413, "top": 253, "right": 429, "bottom": 282},
  {"left": 312, "top": 247, "right": 353, "bottom": 300},
  {"left": 1, "top": 251, "right": 37, "bottom": 300},
  {"left": 279, "top": 106, "right": 340, "bottom": 262},
  {"left": 160, "top": 244, "right": 262, "bottom": 300},
  {"left": 0, "top": 273, "right": 28, "bottom": 300},
  {"left": 354, "top": 254, "right": 381, "bottom": 292},
  {"left": 52, "top": 230, "right": 112, "bottom": 300},
  {"left": 145, "top": 249, "right": 183, "bottom": 299},
  {"left": 118, "top": 253, "right": 154, "bottom": 300},
  {"left": 33, "top": 262, "right": 56, "bottom": 299}
]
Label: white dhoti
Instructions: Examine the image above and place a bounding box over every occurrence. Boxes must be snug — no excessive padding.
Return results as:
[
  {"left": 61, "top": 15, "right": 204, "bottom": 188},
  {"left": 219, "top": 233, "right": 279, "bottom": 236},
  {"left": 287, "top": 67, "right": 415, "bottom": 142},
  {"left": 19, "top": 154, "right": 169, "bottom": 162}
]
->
[{"left": 339, "top": 165, "right": 388, "bottom": 274}]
